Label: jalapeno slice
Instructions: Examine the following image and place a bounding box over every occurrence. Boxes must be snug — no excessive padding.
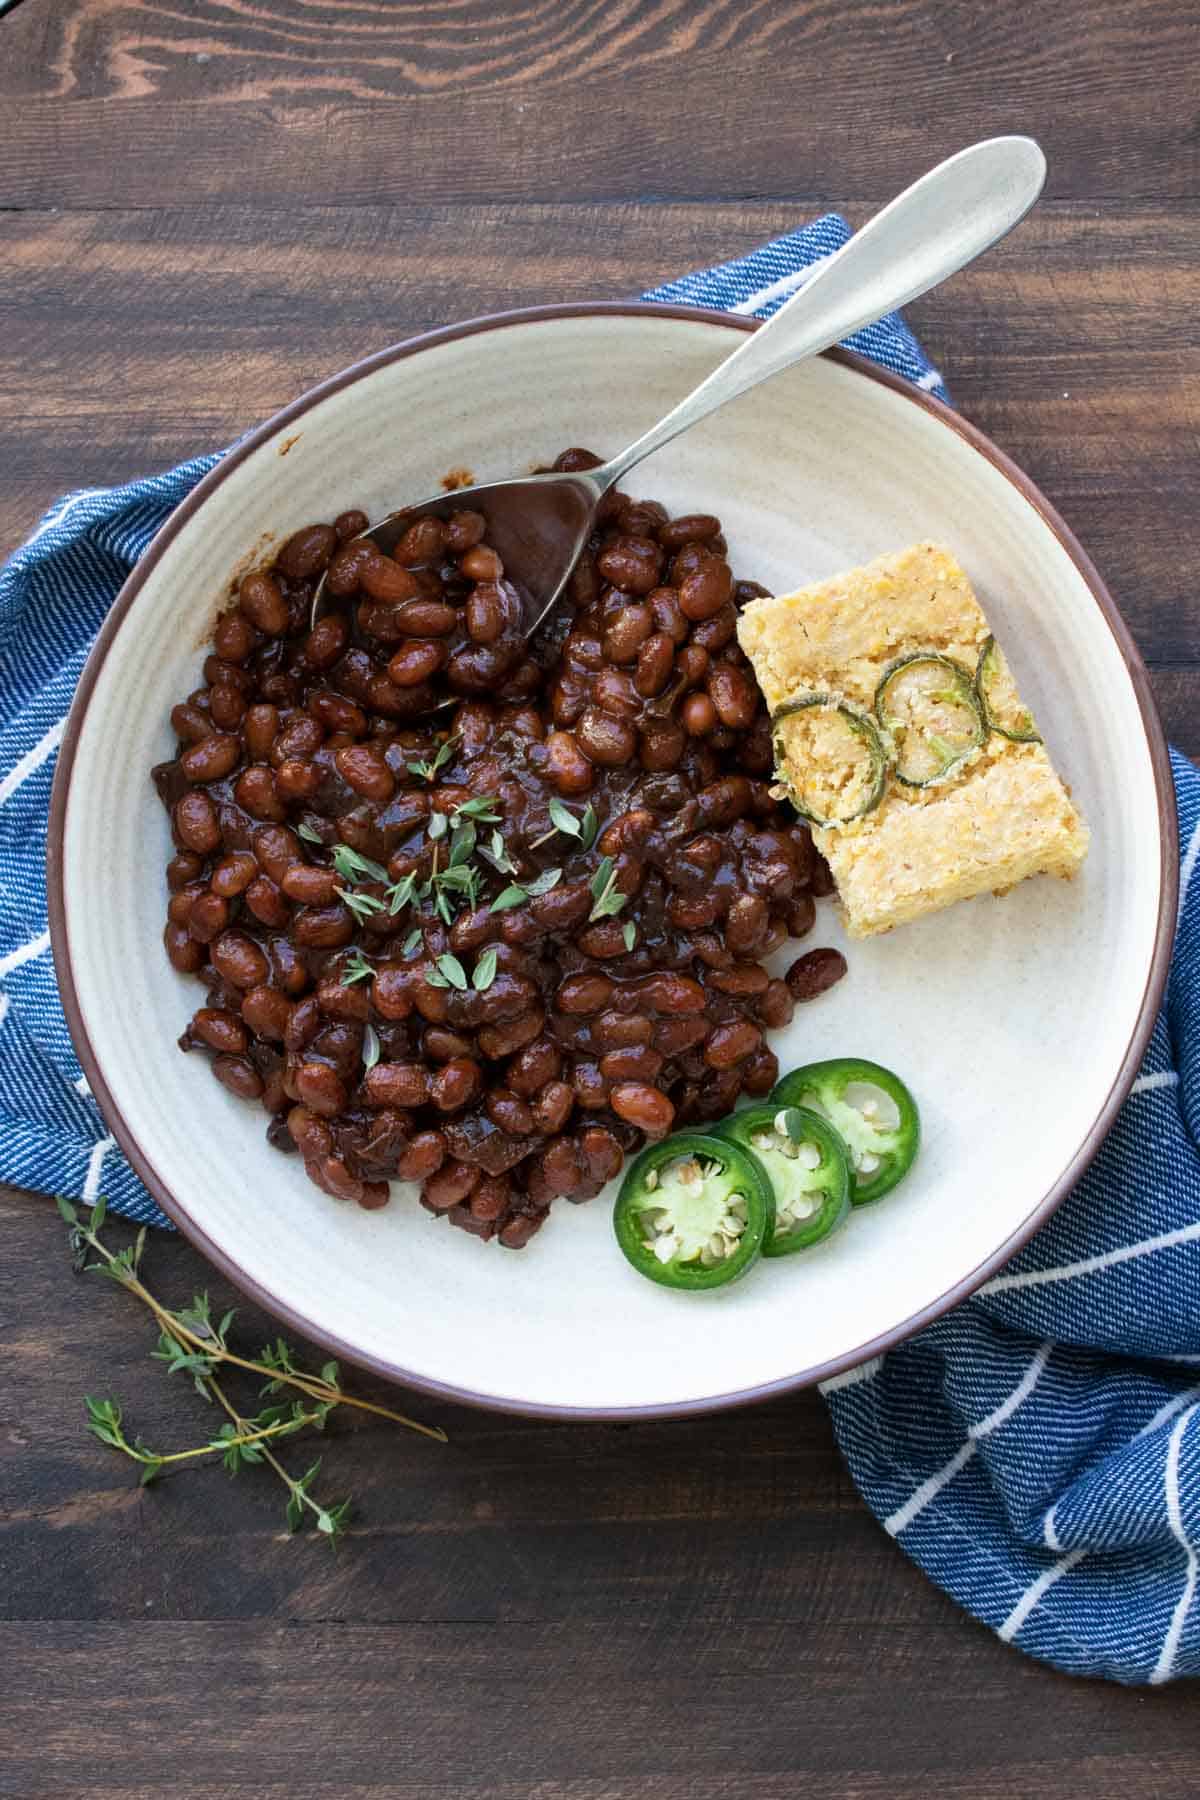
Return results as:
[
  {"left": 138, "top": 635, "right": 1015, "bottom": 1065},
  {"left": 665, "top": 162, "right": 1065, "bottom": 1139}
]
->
[
  {"left": 975, "top": 635, "right": 1042, "bottom": 743},
  {"left": 770, "top": 695, "right": 888, "bottom": 828},
  {"left": 771, "top": 1059, "right": 919, "bottom": 1205},
  {"left": 874, "top": 653, "right": 986, "bottom": 787},
  {"left": 613, "top": 1132, "right": 774, "bottom": 1291},
  {"left": 713, "top": 1104, "right": 851, "bottom": 1256}
]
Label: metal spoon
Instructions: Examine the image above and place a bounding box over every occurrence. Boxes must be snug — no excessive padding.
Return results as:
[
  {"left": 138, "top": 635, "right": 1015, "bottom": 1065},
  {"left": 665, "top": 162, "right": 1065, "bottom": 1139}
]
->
[{"left": 312, "top": 136, "right": 1046, "bottom": 660}]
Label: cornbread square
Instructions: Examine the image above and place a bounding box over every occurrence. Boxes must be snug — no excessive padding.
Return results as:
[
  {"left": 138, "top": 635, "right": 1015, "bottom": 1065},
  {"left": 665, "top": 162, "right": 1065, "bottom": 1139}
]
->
[{"left": 736, "top": 542, "right": 1090, "bottom": 938}]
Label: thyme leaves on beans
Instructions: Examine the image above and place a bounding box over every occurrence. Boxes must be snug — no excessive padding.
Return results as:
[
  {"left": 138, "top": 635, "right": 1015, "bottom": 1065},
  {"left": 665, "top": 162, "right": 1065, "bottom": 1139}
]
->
[
  {"left": 622, "top": 921, "right": 637, "bottom": 952},
  {"left": 425, "top": 953, "right": 468, "bottom": 991},
  {"left": 340, "top": 950, "right": 375, "bottom": 986},
  {"left": 59, "top": 1197, "right": 444, "bottom": 1544},
  {"left": 588, "top": 856, "right": 628, "bottom": 923},
  {"left": 331, "top": 845, "right": 389, "bottom": 887},
  {"left": 472, "top": 948, "right": 498, "bottom": 992},
  {"left": 407, "top": 735, "right": 460, "bottom": 783},
  {"left": 336, "top": 886, "right": 386, "bottom": 925},
  {"left": 296, "top": 821, "right": 324, "bottom": 845}
]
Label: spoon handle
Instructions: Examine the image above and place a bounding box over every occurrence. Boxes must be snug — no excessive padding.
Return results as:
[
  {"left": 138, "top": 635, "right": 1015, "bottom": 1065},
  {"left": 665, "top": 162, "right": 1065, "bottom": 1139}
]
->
[{"left": 598, "top": 135, "right": 1046, "bottom": 490}]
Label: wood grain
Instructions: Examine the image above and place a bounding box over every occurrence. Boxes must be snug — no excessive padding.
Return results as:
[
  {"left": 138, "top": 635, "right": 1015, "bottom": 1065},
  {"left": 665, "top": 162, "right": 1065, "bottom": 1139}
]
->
[
  {"left": 3, "top": 1191, "right": 1200, "bottom": 1798},
  {"left": 2, "top": 0, "right": 1199, "bottom": 208}
]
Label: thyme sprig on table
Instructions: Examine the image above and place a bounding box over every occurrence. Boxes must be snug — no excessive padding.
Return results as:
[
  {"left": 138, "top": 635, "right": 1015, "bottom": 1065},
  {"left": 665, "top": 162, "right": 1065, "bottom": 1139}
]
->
[{"left": 58, "top": 1196, "right": 445, "bottom": 1544}]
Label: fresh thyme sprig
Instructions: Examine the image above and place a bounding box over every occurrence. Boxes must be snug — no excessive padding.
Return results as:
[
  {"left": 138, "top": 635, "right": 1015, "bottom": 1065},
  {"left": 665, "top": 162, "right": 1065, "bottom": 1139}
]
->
[{"left": 59, "top": 1197, "right": 445, "bottom": 1544}]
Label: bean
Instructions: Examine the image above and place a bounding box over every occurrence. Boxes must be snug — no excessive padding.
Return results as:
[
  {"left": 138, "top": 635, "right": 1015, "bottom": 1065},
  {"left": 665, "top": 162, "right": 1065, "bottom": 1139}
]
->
[
  {"left": 168, "top": 883, "right": 203, "bottom": 927},
  {"left": 315, "top": 973, "right": 371, "bottom": 1023},
  {"left": 234, "top": 764, "right": 286, "bottom": 821},
  {"left": 784, "top": 893, "right": 817, "bottom": 940},
  {"left": 556, "top": 973, "right": 614, "bottom": 1015},
  {"left": 695, "top": 776, "right": 752, "bottom": 828},
  {"left": 659, "top": 513, "right": 721, "bottom": 550},
  {"left": 293, "top": 903, "right": 355, "bottom": 949},
  {"left": 209, "top": 686, "right": 246, "bottom": 731},
  {"left": 544, "top": 729, "right": 594, "bottom": 795},
  {"left": 191, "top": 1007, "right": 248, "bottom": 1055},
  {"left": 597, "top": 535, "right": 662, "bottom": 595},
  {"left": 600, "top": 1045, "right": 664, "bottom": 1083},
  {"left": 423, "top": 1027, "right": 474, "bottom": 1062},
  {"left": 680, "top": 692, "right": 718, "bottom": 736},
  {"left": 692, "top": 604, "right": 738, "bottom": 653},
  {"left": 335, "top": 743, "right": 395, "bottom": 802},
  {"left": 391, "top": 598, "right": 459, "bottom": 637},
  {"left": 707, "top": 663, "right": 758, "bottom": 730},
  {"left": 486, "top": 1089, "right": 534, "bottom": 1136},
  {"left": 726, "top": 892, "right": 768, "bottom": 956},
  {"left": 704, "top": 1020, "right": 762, "bottom": 1069},
  {"left": 593, "top": 1011, "right": 651, "bottom": 1050},
  {"left": 785, "top": 947, "right": 848, "bottom": 1001},
  {"left": 675, "top": 643, "right": 710, "bottom": 686},
  {"left": 276, "top": 523, "right": 337, "bottom": 580},
  {"left": 742, "top": 1045, "right": 780, "bottom": 1096},
  {"left": 638, "top": 719, "right": 685, "bottom": 772},
  {"left": 294, "top": 1062, "right": 348, "bottom": 1117},
  {"left": 533, "top": 1080, "right": 575, "bottom": 1133},
  {"left": 372, "top": 966, "right": 413, "bottom": 1020},
  {"left": 498, "top": 1212, "right": 547, "bottom": 1248},
  {"left": 171, "top": 702, "right": 214, "bottom": 744},
  {"left": 460, "top": 544, "right": 503, "bottom": 581},
  {"left": 284, "top": 994, "right": 322, "bottom": 1052},
  {"left": 396, "top": 516, "right": 448, "bottom": 565},
  {"left": 180, "top": 733, "right": 240, "bottom": 784},
  {"left": 412, "top": 974, "right": 450, "bottom": 1023},
  {"left": 204, "top": 654, "right": 254, "bottom": 693},
  {"left": 603, "top": 603, "right": 653, "bottom": 664},
  {"left": 649, "top": 587, "right": 688, "bottom": 643},
  {"left": 477, "top": 1008, "right": 546, "bottom": 1058},
  {"left": 577, "top": 706, "right": 636, "bottom": 767},
  {"left": 710, "top": 964, "right": 770, "bottom": 996},
  {"left": 666, "top": 891, "right": 720, "bottom": 930},
  {"left": 759, "top": 979, "right": 795, "bottom": 1029},
  {"left": 592, "top": 667, "right": 639, "bottom": 716},
  {"left": 640, "top": 972, "right": 706, "bottom": 1014},
  {"left": 212, "top": 610, "right": 259, "bottom": 663},
  {"left": 634, "top": 633, "right": 675, "bottom": 696},
  {"left": 252, "top": 824, "right": 301, "bottom": 883},
  {"left": 388, "top": 640, "right": 447, "bottom": 686},
  {"left": 165, "top": 921, "right": 205, "bottom": 972},
  {"left": 308, "top": 690, "right": 368, "bottom": 736},
  {"left": 167, "top": 850, "right": 204, "bottom": 891},
  {"left": 507, "top": 1038, "right": 562, "bottom": 1097},
  {"left": 288, "top": 1106, "right": 334, "bottom": 1161},
  {"left": 465, "top": 581, "right": 514, "bottom": 644},
  {"left": 652, "top": 1015, "right": 708, "bottom": 1055},
  {"left": 174, "top": 791, "right": 221, "bottom": 854},
  {"left": 679, "top": 558, "right": 733, "bottom": 620},
  {"left": 538, "top": 1136, "right": 584, "bottom": 1197},
  {"left": 397, "top": 1130, "right": 448, "bottom": 1181},
  {"left": 430, "top": 1057, "right": 483, "bottom": 1113},
  {"left": 212, "top": 1054, "right": 265, "bottom": 1100},
  {"left": 571, "top": 1063, "right": 610, "bottom": 1111},
  {"left": 810, "top": 854, "right": 837, "bottom": 898},
  {"left": 280, "top": 864, "right": 338, "bottom": 906},
  {"left": 445, "top": 510, "right": 486, "bottom": 552},
  {"left": 579, "top": 1126, "right": 624, "bottom": 1185},
  {"left": 470, "top": 1174, "right": 513, "bottom": 1222},
  {"left": 325, "top": 540, "right": 373, "bottom": 596},
  {"left": 335, "top": 508, "right": 370, "bottom": 542},
  {"left": 243, "top": 703, "right": 280, "bottom": 760},
  {"left": 303, "top": 615, "right": 348, "bottom": 669},
  {"left": 610, "top": 1083, "right": 675, "bottom": 1136},
  {"left": 242, "top": 876, "right": 288, "bottom": 929},
  {"left": 239, "top": 569, "right": 290, "bottom": 635},
  {"left": 424, "top": 1159, "right": 480, "bottom": 1210},
  {"left": 575, "top": 919, "right": 630, "bottom": 959},
  {"left": 364, "top": 1062, "right": 430, "bottom": 1109},
  {"left": 241, "top": 985, "right": 294, "bottom": 1041},
  {"left": 210, "top": 930, "right": 269, "bottom": 990},
  {"left": 188, "top": 890, "right": 230, "bottom": 942},
  {"left": 448, "top": 907, "right": 501, "bottom": 955}
]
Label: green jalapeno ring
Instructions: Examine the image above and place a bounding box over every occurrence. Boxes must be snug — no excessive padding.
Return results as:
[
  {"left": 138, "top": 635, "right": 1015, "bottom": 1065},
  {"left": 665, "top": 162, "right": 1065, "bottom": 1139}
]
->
[
  {"left": 613, "top": 1132, "right": 775, "bottom": 1291},
  {"left": 712, "top": 1104, "right": 851, "bottom": 1256},
  {"left": 771, "top": 1058, "right": 920, "bottom": 1206},
  {"left": 975, "top": 635, "right": 1042, "bottom": 743},
  {"left": 770, "top": 694, "right": 889, "bottom": 828},
  {"left": 874, "top": 652, "right": 987, "bottom": 788}
]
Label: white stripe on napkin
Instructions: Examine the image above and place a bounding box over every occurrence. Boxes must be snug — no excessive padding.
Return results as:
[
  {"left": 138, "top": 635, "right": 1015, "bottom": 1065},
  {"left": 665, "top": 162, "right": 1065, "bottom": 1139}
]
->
[
  {"left": 1151, "top": 1405, "right": 1199, "bottom": 1684},
  {"left": 0, "top": 929, "right": 51, "bottom": 981},
  {"left": 981, "top": 1222, "right": 1200, "bottom": 1297},
  {"left": 0, "top": 717, "right": 66, "bottom": 808}
]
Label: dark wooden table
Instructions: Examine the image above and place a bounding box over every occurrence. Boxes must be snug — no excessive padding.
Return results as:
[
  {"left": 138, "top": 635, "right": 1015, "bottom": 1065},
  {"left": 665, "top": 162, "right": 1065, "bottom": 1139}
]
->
[{"left": 3, "top": 3, "right": 1199, "bottom": 1794}]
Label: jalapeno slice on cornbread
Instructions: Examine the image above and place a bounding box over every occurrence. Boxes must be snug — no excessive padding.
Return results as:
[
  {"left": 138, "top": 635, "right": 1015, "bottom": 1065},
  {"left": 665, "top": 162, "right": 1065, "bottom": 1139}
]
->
[
  {"left": 770, "top": 696, "right": 888, "bottom": 828},
  {"left": 975, "top": 635, "right": 1042, "bottom": 743},
  {"left": 875, "top": 652, "right": 987, "bottom": 787}
]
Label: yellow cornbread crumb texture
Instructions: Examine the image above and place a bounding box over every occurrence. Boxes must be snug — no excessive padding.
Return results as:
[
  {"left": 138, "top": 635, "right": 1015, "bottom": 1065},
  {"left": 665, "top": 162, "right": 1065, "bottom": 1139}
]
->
[{"left": 736, "top": 542, "right": 1090, "bottom": 938}]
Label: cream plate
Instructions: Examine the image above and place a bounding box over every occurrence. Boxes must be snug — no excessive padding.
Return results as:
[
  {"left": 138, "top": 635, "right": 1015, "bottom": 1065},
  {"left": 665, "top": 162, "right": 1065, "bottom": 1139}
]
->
[{"left": 49, "top": 305, "right": 1176, "bottom": 1418}]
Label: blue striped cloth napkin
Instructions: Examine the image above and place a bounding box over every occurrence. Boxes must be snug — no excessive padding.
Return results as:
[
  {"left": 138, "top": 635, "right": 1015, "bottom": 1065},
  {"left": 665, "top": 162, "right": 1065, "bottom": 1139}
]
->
[{"left": 2, "top": 216, "right": 1197, "bottom": 1684}]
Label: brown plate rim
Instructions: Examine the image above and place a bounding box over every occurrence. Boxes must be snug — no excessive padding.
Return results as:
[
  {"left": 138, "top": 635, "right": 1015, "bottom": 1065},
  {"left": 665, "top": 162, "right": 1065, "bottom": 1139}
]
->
[{"left": 46, "top": 300, "right": 1179, "bottom": 1421}]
